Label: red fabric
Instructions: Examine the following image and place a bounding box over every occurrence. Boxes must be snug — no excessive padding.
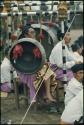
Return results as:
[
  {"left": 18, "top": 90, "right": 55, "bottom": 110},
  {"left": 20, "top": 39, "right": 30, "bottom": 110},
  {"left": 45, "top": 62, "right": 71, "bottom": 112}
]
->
[
  {"left": 12, "top": 44, "right": 23, "bottom": 59},
  {"left": 33, "top": 47, "right": 42, "bottom": 58}
]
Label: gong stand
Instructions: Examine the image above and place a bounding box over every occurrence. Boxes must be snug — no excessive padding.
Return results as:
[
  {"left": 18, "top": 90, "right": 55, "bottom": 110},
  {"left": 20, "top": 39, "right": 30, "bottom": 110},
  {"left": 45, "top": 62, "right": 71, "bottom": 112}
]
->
[
  {"left": 57, "top": 1, "right": 68, "bottom": 90},
  {"left": 48, "top": 1, "right": 54, "bottom": 45}
]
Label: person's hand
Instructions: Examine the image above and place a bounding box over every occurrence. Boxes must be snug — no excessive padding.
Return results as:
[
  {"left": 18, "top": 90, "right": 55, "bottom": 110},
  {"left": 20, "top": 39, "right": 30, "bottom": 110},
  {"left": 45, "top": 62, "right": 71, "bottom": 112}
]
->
[{"left": 75, "top": 61, "right": 82, "bottom": 64}]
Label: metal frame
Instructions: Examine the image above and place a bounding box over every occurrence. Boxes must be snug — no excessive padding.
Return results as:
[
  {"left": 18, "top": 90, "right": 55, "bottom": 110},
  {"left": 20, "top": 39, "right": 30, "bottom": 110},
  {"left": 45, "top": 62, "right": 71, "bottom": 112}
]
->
[{"left": 0, "top": 10, "right": 82, "bottom": 17}]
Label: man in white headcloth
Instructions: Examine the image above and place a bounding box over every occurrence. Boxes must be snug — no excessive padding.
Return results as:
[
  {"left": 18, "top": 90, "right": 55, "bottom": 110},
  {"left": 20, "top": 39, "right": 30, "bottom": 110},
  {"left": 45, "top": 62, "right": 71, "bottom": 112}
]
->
[
  {"left": 49, "top": 32, "right": 81, "bottom": 82},
  {"left": 64, "top": 63, "right": 83, "bottom": 106},
  {"left": 60, "top": 89, "right": 83, "bottom": 124}
]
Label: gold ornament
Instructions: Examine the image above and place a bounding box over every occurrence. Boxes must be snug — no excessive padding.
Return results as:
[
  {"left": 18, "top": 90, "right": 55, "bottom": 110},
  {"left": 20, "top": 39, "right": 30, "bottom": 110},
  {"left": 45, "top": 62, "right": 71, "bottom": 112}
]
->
[{"left": 57, "top": 1, "right": 68, "bottom": 20}]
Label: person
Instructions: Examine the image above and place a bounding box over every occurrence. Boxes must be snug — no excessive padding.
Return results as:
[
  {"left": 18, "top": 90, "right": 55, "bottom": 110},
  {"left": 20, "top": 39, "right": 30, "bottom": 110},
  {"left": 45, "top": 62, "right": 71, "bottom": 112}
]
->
[
  {"left": 18, "top": 24, "right": 36, "bottom": 39},
  {"left": 16, "top": 24, "right": 56, "bottom": 103},
  {"left": 75, "top": 35, "right": 83, "bottom": 57},
  {"left": 49, "top": 32, "right": 81, "bottom": 82},
  {"left": 16, "top": 24, "right": 37, "bottom": 103},
  {"left": 36, "top": 63, "right": 57, "bottom": 102},
  {"left": 64, "top": 63, "right": 83, "bottom": 106},
  {"left": 71, "top": 43, "right": 83, "bottom": 62},
  {"left": 71, "top": 36, "right": 83, "bottom": 62},
  {"left": 75, "top": 36, "right": 83, "bottom": 49},
  {"left": 0, "top": 46, "right": 17, "bottom": 92},
  {"left": 60, "top": 89, "right": 83, "bottom": 124}
]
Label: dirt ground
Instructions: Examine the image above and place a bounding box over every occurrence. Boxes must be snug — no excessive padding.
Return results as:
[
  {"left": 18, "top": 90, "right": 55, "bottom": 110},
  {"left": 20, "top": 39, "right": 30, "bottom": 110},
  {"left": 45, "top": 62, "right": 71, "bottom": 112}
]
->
[{"left": 1, "top": 91, "right": 64, "bottom": 124}]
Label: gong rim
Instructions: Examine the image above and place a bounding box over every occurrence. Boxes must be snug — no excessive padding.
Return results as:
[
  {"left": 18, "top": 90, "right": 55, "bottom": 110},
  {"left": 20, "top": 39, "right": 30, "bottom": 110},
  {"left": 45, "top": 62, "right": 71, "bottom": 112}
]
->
[{"left": 9, "top": 38, "right": 46, "bottom": 74}]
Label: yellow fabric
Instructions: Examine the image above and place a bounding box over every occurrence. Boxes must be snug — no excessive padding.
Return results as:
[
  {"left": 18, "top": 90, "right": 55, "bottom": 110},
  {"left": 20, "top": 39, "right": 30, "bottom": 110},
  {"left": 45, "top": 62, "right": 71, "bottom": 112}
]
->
[{"left": 33, "top": 64, "right": 56, "bottom": 90}]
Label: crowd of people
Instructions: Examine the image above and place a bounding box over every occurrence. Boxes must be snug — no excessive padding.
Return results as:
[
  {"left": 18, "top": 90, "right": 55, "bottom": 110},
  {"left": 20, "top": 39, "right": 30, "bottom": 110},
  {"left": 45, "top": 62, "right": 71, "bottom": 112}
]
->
[{"left": 0, "top": 23, "right": 83, "bottom": 124}]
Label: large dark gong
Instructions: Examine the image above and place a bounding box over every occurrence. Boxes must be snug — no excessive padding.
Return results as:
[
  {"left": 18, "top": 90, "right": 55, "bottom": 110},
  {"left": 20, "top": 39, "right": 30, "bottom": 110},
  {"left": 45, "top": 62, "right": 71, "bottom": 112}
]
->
[{"left": 9, "top": 38, "right": 46, "bottom": 74}]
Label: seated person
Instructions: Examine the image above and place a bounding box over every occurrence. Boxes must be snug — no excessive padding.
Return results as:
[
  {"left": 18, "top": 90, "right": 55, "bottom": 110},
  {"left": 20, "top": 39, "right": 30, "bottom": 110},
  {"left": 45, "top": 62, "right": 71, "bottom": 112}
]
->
[
  {"left": 75, "top": 35, "right": 83, "bottom": 56},
  {"left": 49, "top": 32, "right": 82, "bottom": 82},
  {"left": 0, "top": 46, "right": 17, "bottom": 93},
  {"left": 15, "top": 24, "right": 56, "bottom": 103},
  {"left": 64, "top": 63, "right": 83, "bottom": 106},
  {"left": 34, "top": 63, "right": 57, "bottom": 103},
  {"left": 75, "top": 36, "right": 83, "bottom": 49},
  {"left": 71, "top": 41, "right": 83, "bottom": 63},
  {"left": 60, "top": 89, "right": 83, "bottom": 124}
]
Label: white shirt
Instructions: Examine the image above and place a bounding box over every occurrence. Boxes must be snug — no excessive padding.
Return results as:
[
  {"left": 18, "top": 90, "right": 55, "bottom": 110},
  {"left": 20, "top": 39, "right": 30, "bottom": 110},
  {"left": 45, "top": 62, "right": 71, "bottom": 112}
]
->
[
  {"left": 49, "top": 40, "right": 76, "bottom": 69},
  {"left": 73, "top": 52, "right": 83, "bottom": 63},
  {"left": 65, "top": 77, "right": 83, "bottom": 106},
  {"left": 61, "top": 89, "right": 83, "bottom": 124},
  {"left": 1, "top": 57, "right": 17, "bottom": 88}
]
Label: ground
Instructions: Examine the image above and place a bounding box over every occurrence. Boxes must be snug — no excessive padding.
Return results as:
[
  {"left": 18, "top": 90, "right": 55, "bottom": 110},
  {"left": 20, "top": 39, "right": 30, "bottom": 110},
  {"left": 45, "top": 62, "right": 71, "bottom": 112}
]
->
[{"left": 1, "top": 92, "right": 64, "bottom": 124}]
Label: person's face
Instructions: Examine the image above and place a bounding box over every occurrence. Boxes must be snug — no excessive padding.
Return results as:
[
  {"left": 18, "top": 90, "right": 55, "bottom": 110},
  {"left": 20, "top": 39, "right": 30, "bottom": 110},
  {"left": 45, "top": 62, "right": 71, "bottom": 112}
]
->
[
  {"left": 27, "top": 28, "right": 36, "bottom": 39},
  {"left": 78, "top": 46, "right": 83, "bottom": 55},
  {"left": 76, "top": 70, "right": 83, "bottom": 82},
  {"left": 64, "top": 32, "right": 71, "bottom": 45}
]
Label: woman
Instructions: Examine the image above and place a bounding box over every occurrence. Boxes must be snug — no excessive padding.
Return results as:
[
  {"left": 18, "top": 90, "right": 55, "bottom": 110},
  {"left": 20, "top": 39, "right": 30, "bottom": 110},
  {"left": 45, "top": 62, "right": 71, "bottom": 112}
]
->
[
  {"left": 16, "top": 24, "right": 56, "bottom": 103},
  {"left": 17, "top": 24, "right": 37, "bottom": 103}
]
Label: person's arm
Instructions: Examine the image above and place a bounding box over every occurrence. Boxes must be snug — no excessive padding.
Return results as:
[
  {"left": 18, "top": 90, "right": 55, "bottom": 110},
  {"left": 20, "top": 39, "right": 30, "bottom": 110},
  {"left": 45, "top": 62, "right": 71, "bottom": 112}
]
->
[
  {"left": 66, "top": 49, "right": 81, "bottom": 69},
  {"left": 66, "top": 61, "right": 75, "bottom": 69},
  {"left": 50, "top": 46, "right": 64, "bottom": 68},
  {"left": 50, "top": 43, "right": 79, "bottom": 69},
  {"left": 53, "top": 51, "right": 76, "bottom": 69},
  {"left": 52, "top": 44, "right": 76, "bottom": 69},
  {"left": 49, "top": 42, "right": 63, "bottom": 68},
  {"left": 1, "top": 65, "right": 11, "bottom": 83},
  {"left": 70, "top": 85, "right": 83, "bottom": 97}
]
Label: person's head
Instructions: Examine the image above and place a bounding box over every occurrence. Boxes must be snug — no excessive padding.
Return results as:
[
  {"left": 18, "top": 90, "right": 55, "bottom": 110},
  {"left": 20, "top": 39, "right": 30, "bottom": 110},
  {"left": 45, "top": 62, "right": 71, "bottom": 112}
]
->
[
  {"left": 71, "top": 63, "right": 83, "bottom": 82},
  {"left": 78, "top": 46, "right": 83, "bottom": 55},
  {"left": 26, "top": 27, "right": 36, "bottom": 38},
  {"left": 75, "top": 36, "right": 83, "bottom": 55},
  {"left": 64, "top": 32, "right": 71, "bottom": 45},
  {"left": 18, "top": 24, "right": 36, "bottom": 39},
  {"left": 71, "top": 43, "right": 83, "bottom": 55},
  {"left": 76, "top": 35, "right": 83, "bottom": 47}
]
